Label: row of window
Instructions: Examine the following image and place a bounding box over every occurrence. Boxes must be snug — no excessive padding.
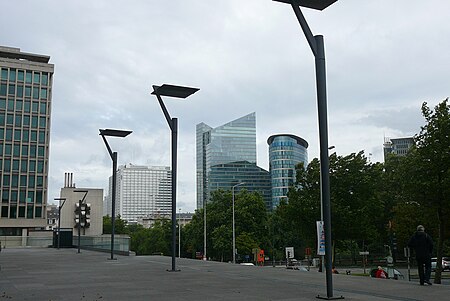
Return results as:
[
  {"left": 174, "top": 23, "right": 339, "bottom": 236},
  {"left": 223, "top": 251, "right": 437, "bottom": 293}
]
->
[
  {"left": 1, "top": 174, "right": 45, "bottom": 189},
  {"left": 272, "top": 179, "right": 295, "bottom": 187},
  {"left": 1, "top": 189, "right": 44, "bottom": 204},
  {"left": 1, "top": 68, "right": 49, "bottom": 85},
  {"left": 1, "top": 205, "right": 43, "bottom": 218},
  {"left": 271, "top": 169, "right": 295, "bottom": 178},
  {"left": 270, "top": 161, "right": 302, "bottom": 169},
  {"left": 1, "top": 158, "right": 45, "bottom": 172},
  {"left": 1, "top": 144, "right": 46, "bottom": 159},
  {"left": 1, "top": 126, "right": 48, "bottom": 142},
  {"left": 0, "top": 84, "right": 49, "bottom": 99},
  {"left": 1, "top": 98, "right": 48, "bottom": 114}
]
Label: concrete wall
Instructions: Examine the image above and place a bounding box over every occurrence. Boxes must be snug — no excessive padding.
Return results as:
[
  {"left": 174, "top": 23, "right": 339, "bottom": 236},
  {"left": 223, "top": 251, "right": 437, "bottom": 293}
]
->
[{"left": 59, "top": 188, "right": 103, "bottom": 236}]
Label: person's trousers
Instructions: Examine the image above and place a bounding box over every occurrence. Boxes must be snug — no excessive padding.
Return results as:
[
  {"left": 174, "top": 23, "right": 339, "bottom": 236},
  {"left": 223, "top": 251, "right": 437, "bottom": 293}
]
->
[{"left": 417, "top": 257, "right": 431, "bottom": 284}]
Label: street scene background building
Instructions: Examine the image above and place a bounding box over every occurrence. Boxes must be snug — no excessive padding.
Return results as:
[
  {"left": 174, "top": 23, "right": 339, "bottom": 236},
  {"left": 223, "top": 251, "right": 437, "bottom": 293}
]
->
[
  {"left": 104, "top": 163, "right": 172, "bottom": 223},
  {"left": 0, "top": 46, "right": 54, "bottom": 235},
  {"left": 268, "top": 134, "right": 308, "bottom": 209}
]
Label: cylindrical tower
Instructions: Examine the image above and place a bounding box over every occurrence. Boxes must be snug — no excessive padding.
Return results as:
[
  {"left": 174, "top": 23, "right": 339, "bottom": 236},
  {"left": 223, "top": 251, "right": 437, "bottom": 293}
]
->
[{"left": 267, "top": 134, "right": 308, "bottom": 210}]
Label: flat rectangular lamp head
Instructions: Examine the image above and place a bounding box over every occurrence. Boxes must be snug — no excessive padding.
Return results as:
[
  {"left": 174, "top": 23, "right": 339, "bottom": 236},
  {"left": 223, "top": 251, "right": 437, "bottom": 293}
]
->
[
  {"left": 273, "top": 0, "right": 337, "bottom": 10},
  {"left": 99, "top": 129, "right": 133, "bottom": 137},
  {"left": 152, "top": 84, "right": 199, "bottom": 99}
]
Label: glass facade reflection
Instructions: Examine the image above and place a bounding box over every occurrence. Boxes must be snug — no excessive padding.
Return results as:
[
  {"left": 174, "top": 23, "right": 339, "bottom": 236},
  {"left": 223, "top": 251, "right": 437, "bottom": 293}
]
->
[
  {"left": 209, "top": 161, "right": 271, "bottom": 210},
  {"left": 0, "top": 47, "right": 54, "bottom": 233},
  {"left": 196, "top": 113, "right": 257, "bottom": 209},
  {"left": 267, "top": 134, "right": 308, "bottom": 210}
]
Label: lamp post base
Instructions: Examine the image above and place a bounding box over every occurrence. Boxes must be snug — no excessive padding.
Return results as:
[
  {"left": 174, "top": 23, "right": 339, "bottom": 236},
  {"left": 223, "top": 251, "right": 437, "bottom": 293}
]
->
[{"left": 317, "top": 295, "right": 344, "bottom": 300}]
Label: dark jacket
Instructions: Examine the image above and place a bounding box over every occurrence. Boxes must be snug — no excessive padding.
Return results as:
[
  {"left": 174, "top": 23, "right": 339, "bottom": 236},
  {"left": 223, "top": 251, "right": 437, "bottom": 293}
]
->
[{"left": 408, "top": 231, "right": 433, "bottom": 260}]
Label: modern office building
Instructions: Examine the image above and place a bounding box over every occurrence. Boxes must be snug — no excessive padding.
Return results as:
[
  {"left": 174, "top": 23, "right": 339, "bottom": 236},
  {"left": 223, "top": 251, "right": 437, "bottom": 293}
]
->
[
  {"left": 105, "top": 164, "right": 172, "bottom": 223},
  {"left": 0, "top": 46, "right": 54, "bottom": 235},
  {"left": 208, "top": 161, "right": 271, "bottom": 209},
  {"left": 267, "top": 134, "right": 308, "bottom": 209},
  {"left": 383, "top": 137, "right": 415, "bottom": 161},
  {"left": 196, "top": 112, "right": 257, "bottom": 209}
]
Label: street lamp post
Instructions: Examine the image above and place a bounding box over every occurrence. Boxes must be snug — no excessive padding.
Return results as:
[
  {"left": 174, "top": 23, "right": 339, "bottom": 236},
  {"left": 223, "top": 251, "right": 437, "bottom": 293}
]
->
[
  {"left": 54, "top": 197, "right": 66, "bottom": 250},
  {"left": 273, "top": 1, "right": 341, "bottom": 299},
  {"left": 232, "top": 182, "right": 245, "bottom": 264},
  {"left": 151, "top": 84, "right": 199, "bottom": 271},
  {"left": 100, "top": 128, "right": 132, "bottom": 260},
  {"left": 178, "top": 208, "right": 181, "bottom": 258}
]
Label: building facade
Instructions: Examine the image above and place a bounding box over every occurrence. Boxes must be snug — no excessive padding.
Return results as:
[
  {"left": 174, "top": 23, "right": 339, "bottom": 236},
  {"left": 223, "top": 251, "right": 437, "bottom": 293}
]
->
[
  {"left": 59, "top": 187, "right": 104, "bottom": 236},
  {"left": 196, "top": 112, "right": 257, "bottom": 209},
  {"left": 0, "top": 46, "right": 54, "bottom": 235},
  {"left": 208, "top": 161, "right": 271, "bottom": 209},
  {"left": 105, "top": 164, "right": 172, "bottom": 223},
  {"left": 383, "top": 137, "right": 415, "bottom": 161},
  {"left": 267, "top": 134, "right": 308, "bottom": 210}
]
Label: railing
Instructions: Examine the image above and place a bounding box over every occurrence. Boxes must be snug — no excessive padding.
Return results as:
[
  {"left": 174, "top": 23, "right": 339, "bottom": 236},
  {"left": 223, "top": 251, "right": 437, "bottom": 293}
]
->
[{"left": 0, "top": 234, "right": 130, "bottom": 255}]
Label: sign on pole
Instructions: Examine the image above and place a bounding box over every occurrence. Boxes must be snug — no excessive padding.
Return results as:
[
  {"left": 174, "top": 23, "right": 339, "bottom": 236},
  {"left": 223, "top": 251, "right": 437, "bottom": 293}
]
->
[
  {"left": 316, "top": 221, "right": 325, "bottom": 256},
  {"left": 285, "top": 247, "right": 294, "bottom": 259}
]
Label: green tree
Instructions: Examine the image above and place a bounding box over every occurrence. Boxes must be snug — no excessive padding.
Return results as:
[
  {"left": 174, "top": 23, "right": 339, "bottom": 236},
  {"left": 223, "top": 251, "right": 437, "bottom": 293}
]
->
[
  {"left": 102, "top": 215, "right": 128, "bottom": 234},
  {"left": 396, "top": 99, "right": 450, "bottom": 283},
  {"left": 286, "top": 152, "right": 386, "bottom": 263},
  {"left": 183, "top": 189, "right": 267, "bottom": 262}
]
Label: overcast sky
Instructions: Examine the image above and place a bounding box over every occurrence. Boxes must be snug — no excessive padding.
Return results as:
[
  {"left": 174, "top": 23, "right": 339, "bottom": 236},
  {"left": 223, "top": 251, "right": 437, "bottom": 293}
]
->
[{"left": 2, "top": 0, "right": 449, "bottom": 212}]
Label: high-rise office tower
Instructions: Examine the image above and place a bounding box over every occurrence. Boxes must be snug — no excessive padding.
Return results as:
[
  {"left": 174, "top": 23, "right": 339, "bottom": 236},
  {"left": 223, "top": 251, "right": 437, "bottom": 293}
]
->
[
  {"left": 383, "top": 137, "right": 414, "bottom": 161},
  {"left": 208, "top": 161, "right": 271, "bottom": 209},
  {"left": 105, "top": 164, "right": 172, "bottom": 223},
  {"left": 267, "top": 134, "right": 308, "bottom": 210},
  {"left": 196, "top": 112, "right": 257, "bottom": 209},
  {"left": 0, "top": 47, "right": 54, "bottom": 234}
]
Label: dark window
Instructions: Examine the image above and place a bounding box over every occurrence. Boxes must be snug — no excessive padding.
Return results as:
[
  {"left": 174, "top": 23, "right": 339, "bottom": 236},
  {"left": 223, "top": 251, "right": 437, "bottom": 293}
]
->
[
  {"left": 27, "top": 206, "right": 33, "bottom": 218},
  {"left": 0, "top": 83, "right": 7, "bottom": 96},
  {"left": 18, "top": 206, "right": 25, "bottom": 217},
  {"left": 1, "top": 206, "right": 8, "bottom": 217},
  {"left": 21, "top": 145, "right": 28, "bottom": 157},
  {"left": 35, "top": 206, "right": 42, "bottom": 218},
  {"left": 17, "top": 70, "right": 24, "bottom": 82},
  {"left": 9, "top": 69, "right": 16, "bottom": 81},
  {"left": 41, "top": 73, "right": 48, "bottom": 85}
]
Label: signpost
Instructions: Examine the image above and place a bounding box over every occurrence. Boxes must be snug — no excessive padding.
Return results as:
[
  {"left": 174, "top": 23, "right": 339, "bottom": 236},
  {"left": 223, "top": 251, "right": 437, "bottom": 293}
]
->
[{"left": 359, "top": 251, "right": 369, "bottom": 274}]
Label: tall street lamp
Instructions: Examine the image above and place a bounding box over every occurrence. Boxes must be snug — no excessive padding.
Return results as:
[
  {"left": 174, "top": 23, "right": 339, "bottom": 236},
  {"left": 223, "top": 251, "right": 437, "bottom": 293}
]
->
[
  {"left": 54, "top": 197, "right": 66, "bottom": 250},
  {"left": 178, "top": 208, "right": 181, "bottom": 259},
  {"left": 151, "top": 84, "right": 199, "bottom": 271},
  {"left": 273, "top": 1, "right": 342, "bottom": 299},
  {"left": 232, "top": 182, "right": 245, "bottom": 264},
  {"left": 100, "top": 128, "right": 132, "bottom": 260}
]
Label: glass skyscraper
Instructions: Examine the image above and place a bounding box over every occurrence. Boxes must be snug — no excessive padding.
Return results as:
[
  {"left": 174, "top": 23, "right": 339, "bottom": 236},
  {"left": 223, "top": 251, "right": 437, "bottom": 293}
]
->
[
  {"left": 196, "top": 112, "right": 257, "bottom": 209},
  {"left": 267, "top": 134, "right": 308, "bottom": 210},
  {"left": 0, "top": 47, "right": 54, "bottom": 234},
  {"left": 208, "top": 161, "right": 271, "bottom": 209}
]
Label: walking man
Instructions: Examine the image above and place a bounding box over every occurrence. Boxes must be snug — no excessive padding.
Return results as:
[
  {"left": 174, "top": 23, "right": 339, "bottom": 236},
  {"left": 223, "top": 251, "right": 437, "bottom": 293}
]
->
[{"left": 408, "top": 225, "right": 433, "bottom": 285}]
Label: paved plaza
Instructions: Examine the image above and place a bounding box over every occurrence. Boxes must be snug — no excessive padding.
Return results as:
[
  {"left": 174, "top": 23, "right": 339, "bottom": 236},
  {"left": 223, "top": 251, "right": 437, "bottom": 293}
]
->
[{"left": 0, "top": 248, "right": 448, "bottom": 300}]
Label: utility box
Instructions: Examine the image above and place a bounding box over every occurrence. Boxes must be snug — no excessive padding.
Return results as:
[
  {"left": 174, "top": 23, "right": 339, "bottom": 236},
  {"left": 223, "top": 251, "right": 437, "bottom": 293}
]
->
[{"left": 53, "top": 228, "right": 73, "bottom": 248}]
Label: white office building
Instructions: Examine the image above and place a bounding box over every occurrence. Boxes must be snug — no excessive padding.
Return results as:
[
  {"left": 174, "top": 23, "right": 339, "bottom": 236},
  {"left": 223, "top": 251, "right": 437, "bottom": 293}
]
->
[{"left": 105, "top": 164, "right": 172, "bottom": 223}]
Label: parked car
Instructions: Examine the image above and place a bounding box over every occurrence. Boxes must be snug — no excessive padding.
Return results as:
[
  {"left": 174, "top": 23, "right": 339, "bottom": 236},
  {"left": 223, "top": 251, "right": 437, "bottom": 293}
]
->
[{"left": 431, "top": 257, "right": 450, "bottom": 271}]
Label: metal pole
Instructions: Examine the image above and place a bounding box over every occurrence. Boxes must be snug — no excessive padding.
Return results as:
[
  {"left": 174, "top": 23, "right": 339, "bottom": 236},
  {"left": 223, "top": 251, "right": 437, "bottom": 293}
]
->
[
  {"left": 178, "top": 209, "right": 181, "bottom": 258},
  {"left": 171, "top": 118, "right": 178, "bottom": 271},
  {"left": 111, "top": 151, "right": 117, "bottom": 260},
  {"left": 232, "top": 187, "right": 236, "bottom": 264},
  {"left": 204, "top": 199, "right": 207, "bottom": 260},
  {"left": 232, "top": 183, "right": 244, "bottom": 264},
  {"left": 58, "top": 203, "right": 61, "bottom": 250},
  {"left": 315, "top": 35, "right": 334, "bottom": 299},
  {"left": 77, "top": 199, "right": 81, "bottom": 254}
]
